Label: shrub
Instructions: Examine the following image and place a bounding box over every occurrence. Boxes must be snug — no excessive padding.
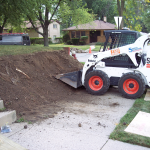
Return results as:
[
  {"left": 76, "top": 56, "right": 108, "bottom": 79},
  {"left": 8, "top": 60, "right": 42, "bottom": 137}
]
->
[
  {"left": 55, "top": 37, "right": 63, "bottom": 43},
  {"left": 30, "top": 37, "right": 51, "bottom": 45},
  {"left": 79, "top": 41, "right": 85, "bottom": 45},
  {"left": 81, "top": 36, "right": 88, "bottom": 40},
  {"left": 63, "top": 33, "right": 70, "bottom": 43},
  {"left": 66, "top": 40, "right": 72, "bottom": 45},
  {"left": 72, "top": 38, "right": 79, "bottom": 45},
  {"left": 95, "top": 42, "right": 104, "bottom": 46}
]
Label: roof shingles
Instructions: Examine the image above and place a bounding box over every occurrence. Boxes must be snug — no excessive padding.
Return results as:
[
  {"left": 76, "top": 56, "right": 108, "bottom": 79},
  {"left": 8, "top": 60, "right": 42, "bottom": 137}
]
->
[{"left": 63, "top": 20, "right": 116, "bottom": 31}]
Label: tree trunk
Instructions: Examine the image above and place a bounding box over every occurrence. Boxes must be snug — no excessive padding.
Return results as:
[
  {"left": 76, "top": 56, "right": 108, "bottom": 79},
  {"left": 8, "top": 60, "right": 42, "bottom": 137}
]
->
[
  {"left": 117, "top": 0, "right": 125, "bottom": 29},
  {"left": 0, "top": 27, "right": 3, "bottom": 33},
  {"left": 43, "top": 26, "right": 49, "bottom": 47}
]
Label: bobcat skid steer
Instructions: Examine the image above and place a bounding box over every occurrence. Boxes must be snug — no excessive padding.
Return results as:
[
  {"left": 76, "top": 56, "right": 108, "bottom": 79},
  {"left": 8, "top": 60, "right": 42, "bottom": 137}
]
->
[{"left": 56, "top": 30, "right": 150, "bottom": 99}]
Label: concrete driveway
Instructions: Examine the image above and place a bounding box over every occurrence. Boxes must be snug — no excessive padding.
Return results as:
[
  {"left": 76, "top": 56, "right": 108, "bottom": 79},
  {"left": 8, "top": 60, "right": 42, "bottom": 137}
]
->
[
  {"left": 76, "top": 51, "right": 97, "bottom": 62},
  {"left": 3, "top": 87, "right": 149, "bottom": 150}
]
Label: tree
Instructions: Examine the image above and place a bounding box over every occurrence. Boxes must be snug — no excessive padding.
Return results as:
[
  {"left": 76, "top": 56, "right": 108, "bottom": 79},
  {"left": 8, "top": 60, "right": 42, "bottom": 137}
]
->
[
  {"left": 17, "top": 0, "right": 94, "bottom": 46},
  {"left": 116, "top": 0, "right": 125, "bottom": 28},
  {"left": 143, "top": 1, "right": 150, "bottom": 32},
  {"left": 0, "top": 0, "right": 24, "bottom": 33},
  {"left": 83, "top": 0, "right": 117, "bottom": 23}
]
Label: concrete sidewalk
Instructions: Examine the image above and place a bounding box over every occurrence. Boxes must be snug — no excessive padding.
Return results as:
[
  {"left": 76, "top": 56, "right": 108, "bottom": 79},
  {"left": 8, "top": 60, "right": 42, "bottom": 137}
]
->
[{"left": 2, "top": 88, "right": 150, "bottom": 150}]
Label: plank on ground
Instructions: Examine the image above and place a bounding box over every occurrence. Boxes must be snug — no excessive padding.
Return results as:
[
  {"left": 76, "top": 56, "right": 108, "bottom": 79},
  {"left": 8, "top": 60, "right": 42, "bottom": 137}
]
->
[{"left": 0, "top": 133, "right": 27, "bottom": 150}]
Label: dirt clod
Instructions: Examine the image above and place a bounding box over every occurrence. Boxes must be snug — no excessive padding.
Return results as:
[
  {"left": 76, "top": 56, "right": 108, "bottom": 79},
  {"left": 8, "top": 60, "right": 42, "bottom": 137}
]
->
[
  {"left": 24, "top": 125, "right": 27, "bottom": 129},
  {"left": 78, "top": 123, "right": 82, "bottom": 127}
]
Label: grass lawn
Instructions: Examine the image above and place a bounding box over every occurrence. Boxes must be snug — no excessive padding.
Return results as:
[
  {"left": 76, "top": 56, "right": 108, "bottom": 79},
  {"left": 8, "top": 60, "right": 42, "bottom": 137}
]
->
[
  {"left": 110, "top": 94, "right": 150, "bottom": 148},
  {"left": 0, "top": 44, "right": 101, "bottom": 56},
  {"left": 0, "top": 45, "right": 63, "bottom": 56}
]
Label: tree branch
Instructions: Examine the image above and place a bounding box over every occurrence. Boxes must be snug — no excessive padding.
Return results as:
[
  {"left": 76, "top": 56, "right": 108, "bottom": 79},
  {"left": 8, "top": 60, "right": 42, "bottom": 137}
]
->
[
  {"left": 2, "top": 16, "right": 7, "bottom": 28},
  {"left": 27, "top": 15, "right": 43, "bottom": 36},
  {"left": 38, "top": 7, "right": 45, "bottom": 28},
  {"left": 48, "top": 0, "right": 62, "bottom": 23}
]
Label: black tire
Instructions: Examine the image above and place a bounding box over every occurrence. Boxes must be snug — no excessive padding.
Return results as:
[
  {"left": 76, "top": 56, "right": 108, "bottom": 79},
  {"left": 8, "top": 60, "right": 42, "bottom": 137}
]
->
[
  {"left": 84, "top": 70, "right": 110, "bottom": 95},
  {"left": 118, "top": 72, "right": 145, "bottom": 99}
]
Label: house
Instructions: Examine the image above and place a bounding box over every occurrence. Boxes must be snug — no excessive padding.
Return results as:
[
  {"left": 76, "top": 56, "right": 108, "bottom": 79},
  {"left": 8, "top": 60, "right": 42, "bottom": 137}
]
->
[
  {"left": 62, "top": 19, "right": 116, "bottom": 44},
  {"left": 3, "top": 20, "right": 61, "bottom": 43}
]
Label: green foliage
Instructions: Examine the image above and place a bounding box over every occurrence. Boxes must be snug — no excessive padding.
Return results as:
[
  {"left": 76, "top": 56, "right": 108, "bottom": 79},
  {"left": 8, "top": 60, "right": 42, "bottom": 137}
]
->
[
  {"left": 83, "top": 0, "right": 117, "bottom": 23},
  {"left": 58, "top": 0, "right": 95, "bottom": 28},
  {"left": 0, "top": 107, "right": 6, "bottom": 112},
  {"left": 16, "top": 117, "right": 25, "bottom": 123},
  {"left": 72, "top": 38, "right": 80, "bottom": 45},
  {"left": 30, "top": 37, "right": 51, "bottom": 45},
  {"left": 95, "top": 42, "right": 104, "bottom": 46},
  {"left": 55, "top": 37, "right": 63, "bottom": 43},
  {"left": 123, "top": 0, "right": 144, "bottom": 31},
  {"left": 63, "top": 33, "right": 70, "bottom": 43},
  {"left": 79, "top": 41, "right": 85, "bottom": 45},
  {"left": 81, "top": 36, "right": 88, "bottom": 40},
  {"left": 66, "top": 40, "right": 72, "bottom": 45},
  {"left": 0, "top": 0, "right": 24, "bottom": 33}
]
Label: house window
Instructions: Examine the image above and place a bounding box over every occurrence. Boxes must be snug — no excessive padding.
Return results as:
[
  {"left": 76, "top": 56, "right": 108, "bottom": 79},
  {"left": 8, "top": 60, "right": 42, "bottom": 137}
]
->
[
  {"left": 76, "top": 31, "right": 80, "bottom": 39},
  {"left": 53, "top": 35, "right": 56, "bottom": 40},
  {"left": 81, "top": 31, "right": 85, "bottom": 36},
  {"left": 71, "top": 31, "right": 75, "bottom": 38},
  {"left": 53, "top": 24, "right": 57, "bottom": 29},
  {"left": 0, "top": 35, "right": 2, "bottom": 40}
]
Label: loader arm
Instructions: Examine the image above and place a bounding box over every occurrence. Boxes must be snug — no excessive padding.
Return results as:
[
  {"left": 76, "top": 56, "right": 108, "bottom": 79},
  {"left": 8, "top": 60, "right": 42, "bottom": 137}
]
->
[{"left": 82, "top": 34, "right": 150, "bottom": 85}]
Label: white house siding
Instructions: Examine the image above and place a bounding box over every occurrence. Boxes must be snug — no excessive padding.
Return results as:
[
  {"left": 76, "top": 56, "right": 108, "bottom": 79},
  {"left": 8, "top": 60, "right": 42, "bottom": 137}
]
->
[{"left": 38, "top": 21, "right": 60, "bottom": 43}]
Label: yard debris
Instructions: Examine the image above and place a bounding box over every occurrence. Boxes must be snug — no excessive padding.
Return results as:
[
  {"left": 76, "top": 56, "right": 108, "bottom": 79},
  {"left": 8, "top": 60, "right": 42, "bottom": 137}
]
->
[
  {"left": 1, "top": 125, "right": 12, "bottom": 133},
  {"left": 78, "top": 123, "right": 82, "bottom": 127},
  {"left": 24, "top": 125, "right": 27, "bottom": 129},
  {"left": 16, "top": 68, "right": 30, "bottom": 79},
  {"left": 97, "top": 122, "right": 106, "bottom": 128}
]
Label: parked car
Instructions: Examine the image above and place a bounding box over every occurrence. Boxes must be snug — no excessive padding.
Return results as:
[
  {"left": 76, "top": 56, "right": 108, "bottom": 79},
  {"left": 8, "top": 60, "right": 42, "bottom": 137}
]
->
[{"left": 0, "top": 33, "right": 31, "bottom": 45}]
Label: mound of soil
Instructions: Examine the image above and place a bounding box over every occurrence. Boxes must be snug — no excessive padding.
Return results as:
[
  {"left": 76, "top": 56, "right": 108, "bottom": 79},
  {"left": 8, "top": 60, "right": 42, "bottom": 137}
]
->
[{"left": 0, "top": 50, "right": 83, "bottom": 121}]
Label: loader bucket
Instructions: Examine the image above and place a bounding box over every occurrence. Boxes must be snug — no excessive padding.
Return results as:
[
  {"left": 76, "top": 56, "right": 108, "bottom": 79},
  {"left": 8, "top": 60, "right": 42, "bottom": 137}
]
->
[{"left": 55, "top": 70, "right": 82, "bottom": 88}]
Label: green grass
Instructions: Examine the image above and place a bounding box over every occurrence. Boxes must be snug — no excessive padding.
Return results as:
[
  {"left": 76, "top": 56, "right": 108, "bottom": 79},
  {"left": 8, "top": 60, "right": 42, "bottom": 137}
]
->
[
  {"left": 80, "top": 62, "right": 85, "bottom": 65},
  {"left": 16, "top": 117, "right": 25, "bottom": 123},
  {"left": 0, "top": 107, "right": 6, "bottom": 112},
  {"left": 0, "top": 44, "right": 101, "bottom": 56},
  {"left": 0, "top": 45, "right": 63, "bottom": 56},
  {"left": 110, "top": 94, "right": 150, "bottom": 148}
]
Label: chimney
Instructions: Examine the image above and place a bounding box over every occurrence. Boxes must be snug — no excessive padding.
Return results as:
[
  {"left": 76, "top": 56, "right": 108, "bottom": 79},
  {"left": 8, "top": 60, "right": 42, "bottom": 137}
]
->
[{"left": 104, "top": 16, "right": 107, "bottom": 22}]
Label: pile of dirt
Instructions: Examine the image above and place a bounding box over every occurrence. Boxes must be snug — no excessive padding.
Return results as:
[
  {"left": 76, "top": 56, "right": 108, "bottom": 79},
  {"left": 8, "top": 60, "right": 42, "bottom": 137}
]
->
[{"left": 0, "top": 50, "right": 83, "bottom": 121}]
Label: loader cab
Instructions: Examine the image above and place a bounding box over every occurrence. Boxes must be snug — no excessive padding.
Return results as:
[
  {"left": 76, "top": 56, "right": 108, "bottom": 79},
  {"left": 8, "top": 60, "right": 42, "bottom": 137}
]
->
[
  {"left": 102, "top": 30, "right": 142, "bottom": 68},
  {"left": 103, "top": 30, "right": 141, "bottom": 51}
]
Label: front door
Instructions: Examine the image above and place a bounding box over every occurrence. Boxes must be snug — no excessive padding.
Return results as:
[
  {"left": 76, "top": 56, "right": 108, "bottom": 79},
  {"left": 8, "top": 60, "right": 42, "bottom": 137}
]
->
[{"left": 90, "top": 31, "right": 100, "bottom": 43}]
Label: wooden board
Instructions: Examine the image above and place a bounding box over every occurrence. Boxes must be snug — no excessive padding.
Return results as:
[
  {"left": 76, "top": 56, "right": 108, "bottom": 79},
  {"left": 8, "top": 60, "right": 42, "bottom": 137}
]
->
[
  {"left": 0, "top": 134, "right": 27, "bottom": 150},
  {"left": 144, "top": 89, "right": 150, "bottom": 101}
]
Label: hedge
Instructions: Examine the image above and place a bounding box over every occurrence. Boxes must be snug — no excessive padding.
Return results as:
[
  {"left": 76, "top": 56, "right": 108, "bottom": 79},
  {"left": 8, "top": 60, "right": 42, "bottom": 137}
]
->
[
  {"left": 81, "top": 36, "right": 88, "bottom": 40},
  {"left": 30, "top": 37, "right": 51, "bottom": 45},
  {"left": 71, "top": 38, "right": 79, "bottom": 45}
]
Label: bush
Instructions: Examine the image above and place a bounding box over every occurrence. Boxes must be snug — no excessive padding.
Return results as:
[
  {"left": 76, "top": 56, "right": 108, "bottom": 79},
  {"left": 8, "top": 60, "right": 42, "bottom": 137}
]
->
[
  {"left": 79, "top": 41, "right": 85, "bottom": 45},
  {"left": 81, "top": 36, "right": 88, "bottom": 40},
  {"left": 30, "top": 37, "right": 51, "bottom": 45},
  {"left": 66, "top": 40, "right": 72, "bottom": 45},
  {"left": 55, "top": 37, "right": 63, "bottom": 43},
  {"left": 95, "top": 42, "right": 104, "bottom": 46},
  {"left": 63, "top": 33, "right": 70, "bottom": 43},
  {"left": 72, "top": 38, "right": 79, "bottom": 45}
]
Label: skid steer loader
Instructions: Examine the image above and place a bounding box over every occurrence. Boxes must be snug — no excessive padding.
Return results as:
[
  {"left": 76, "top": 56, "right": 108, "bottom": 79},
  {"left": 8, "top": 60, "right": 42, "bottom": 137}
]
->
[{"left": 56, "top": 30, "right": 150, "bottom": 99}]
